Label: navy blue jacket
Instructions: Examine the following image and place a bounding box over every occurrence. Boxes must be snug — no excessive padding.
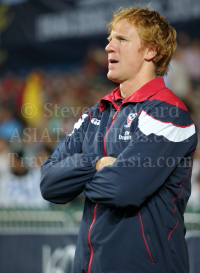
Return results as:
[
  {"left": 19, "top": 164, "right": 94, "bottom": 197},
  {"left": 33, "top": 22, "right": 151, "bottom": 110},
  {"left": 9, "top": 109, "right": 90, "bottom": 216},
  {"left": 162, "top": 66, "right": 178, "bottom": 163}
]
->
[{"left": 40, "top": 78, "right": 198, "bottom": 273}]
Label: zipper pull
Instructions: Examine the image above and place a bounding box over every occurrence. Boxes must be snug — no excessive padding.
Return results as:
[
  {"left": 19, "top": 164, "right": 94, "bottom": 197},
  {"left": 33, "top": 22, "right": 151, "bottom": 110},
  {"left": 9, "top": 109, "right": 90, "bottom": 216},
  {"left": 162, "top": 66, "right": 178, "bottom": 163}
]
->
[{"left": 112, "top": 110, "right": 118, "bottom": 121}]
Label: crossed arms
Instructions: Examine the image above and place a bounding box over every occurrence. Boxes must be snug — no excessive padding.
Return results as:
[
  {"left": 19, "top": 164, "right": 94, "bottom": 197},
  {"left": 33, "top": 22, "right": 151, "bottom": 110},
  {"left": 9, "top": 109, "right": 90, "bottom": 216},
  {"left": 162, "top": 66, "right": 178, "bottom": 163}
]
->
[{"left": 40, "top": 110, "right": 196, "bottom": 208}]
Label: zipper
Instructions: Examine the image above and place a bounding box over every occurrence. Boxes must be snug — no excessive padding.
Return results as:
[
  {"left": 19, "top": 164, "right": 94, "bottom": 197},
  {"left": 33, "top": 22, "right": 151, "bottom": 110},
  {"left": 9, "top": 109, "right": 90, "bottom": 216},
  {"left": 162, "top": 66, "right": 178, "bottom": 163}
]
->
[
  {"left": 104, "top": 109, "right": 120, "bottom": 156},
  {"left": 88, "top": 105, "right": 121, "bottom": 273},
  {"left": 88, "top": 203, "right": 98, "bottom": 273}
]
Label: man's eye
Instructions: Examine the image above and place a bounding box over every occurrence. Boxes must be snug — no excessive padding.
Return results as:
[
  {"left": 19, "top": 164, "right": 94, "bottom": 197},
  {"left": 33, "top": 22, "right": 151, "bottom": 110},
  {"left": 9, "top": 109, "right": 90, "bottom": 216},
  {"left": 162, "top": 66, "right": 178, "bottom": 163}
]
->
[{"left": 118, "top": 37, "right": 126, "bottom": 41}]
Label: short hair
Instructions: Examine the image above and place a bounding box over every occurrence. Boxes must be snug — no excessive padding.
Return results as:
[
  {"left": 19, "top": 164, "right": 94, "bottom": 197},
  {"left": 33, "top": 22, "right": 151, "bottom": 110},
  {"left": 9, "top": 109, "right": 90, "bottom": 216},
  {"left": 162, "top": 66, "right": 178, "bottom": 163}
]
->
[{"left": 107, "top": 5, "right": 177, "bottom": 77}]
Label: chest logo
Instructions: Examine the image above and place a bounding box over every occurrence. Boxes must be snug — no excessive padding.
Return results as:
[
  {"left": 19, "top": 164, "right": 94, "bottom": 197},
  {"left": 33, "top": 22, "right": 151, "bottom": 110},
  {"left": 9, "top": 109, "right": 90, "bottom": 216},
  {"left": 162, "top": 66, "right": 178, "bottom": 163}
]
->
[
  {"left": 124, "top": 113, "right": 137, "bottom": 128},
  {"left": 119, "top": 130, "right": 131, "bottom": 140},
  {"left": 91, "top": 118, "right": 100, "bottom": 125}
]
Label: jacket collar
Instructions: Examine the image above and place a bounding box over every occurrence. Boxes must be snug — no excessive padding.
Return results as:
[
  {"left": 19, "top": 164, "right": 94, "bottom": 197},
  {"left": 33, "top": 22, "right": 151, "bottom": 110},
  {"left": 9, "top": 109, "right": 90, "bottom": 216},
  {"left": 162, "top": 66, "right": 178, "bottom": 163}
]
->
[{"left": 100, "top": 77, "right": 166, "bottom": 112}]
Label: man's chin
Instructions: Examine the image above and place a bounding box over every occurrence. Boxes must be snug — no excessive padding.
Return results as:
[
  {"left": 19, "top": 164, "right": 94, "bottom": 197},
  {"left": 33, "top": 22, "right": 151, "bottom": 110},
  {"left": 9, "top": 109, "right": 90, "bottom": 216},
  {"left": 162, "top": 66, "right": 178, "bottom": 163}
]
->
[{"left": 107, "top": 72, "right": 121, "bottom": 83}]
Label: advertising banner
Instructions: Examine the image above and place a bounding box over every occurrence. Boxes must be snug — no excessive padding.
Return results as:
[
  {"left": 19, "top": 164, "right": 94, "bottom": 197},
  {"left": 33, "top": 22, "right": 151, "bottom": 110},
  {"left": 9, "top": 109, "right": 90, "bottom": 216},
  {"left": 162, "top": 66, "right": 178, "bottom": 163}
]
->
[
  {"left": 0, "top": 229, "right": 78, "bottom": 273},
  {"left": 0, "top": 229, "right": 199, "bottom": 273}
]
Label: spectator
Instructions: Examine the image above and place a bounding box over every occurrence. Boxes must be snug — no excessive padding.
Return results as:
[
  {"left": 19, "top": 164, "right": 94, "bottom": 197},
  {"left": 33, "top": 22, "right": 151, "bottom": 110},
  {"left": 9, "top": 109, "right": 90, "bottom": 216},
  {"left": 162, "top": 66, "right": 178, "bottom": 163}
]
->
[
  {"left": 187, "top": 147, "right": 200, "bottom": 211},
  {"left": 165, "top": 48, "right": 192, "bottom": 103},
  {"left": 0, "top": 150, "right": 48, "bottom": 209}
]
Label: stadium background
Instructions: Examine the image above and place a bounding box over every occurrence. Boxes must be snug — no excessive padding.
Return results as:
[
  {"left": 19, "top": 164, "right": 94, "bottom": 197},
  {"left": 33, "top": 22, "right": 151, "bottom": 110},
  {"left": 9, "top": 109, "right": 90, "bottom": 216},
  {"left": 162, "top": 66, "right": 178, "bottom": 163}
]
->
[{"left": 0, "top": 0, "right": 200, "bottom": 272}]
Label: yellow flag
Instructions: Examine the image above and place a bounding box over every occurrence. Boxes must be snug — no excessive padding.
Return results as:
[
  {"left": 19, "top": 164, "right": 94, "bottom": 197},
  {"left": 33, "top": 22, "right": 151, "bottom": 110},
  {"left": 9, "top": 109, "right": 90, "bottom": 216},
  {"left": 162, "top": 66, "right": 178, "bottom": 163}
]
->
[{"left": 22, "top": 71, "right": 44, "bottom": 126}]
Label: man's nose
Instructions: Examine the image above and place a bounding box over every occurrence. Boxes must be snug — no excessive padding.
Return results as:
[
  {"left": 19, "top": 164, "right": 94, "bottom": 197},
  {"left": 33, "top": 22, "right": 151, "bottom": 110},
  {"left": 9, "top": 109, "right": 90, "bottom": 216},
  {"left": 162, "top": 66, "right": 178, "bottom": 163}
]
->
[{"left": 105, "top": 40, "right": 115, "bottom": 53}]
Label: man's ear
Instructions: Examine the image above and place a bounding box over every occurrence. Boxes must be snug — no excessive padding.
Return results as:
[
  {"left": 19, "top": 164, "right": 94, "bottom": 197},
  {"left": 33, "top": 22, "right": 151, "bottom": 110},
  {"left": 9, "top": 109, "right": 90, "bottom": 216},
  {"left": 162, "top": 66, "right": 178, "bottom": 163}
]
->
[{"left": 145, "top": 46, "right": 158, "bottom": 61}]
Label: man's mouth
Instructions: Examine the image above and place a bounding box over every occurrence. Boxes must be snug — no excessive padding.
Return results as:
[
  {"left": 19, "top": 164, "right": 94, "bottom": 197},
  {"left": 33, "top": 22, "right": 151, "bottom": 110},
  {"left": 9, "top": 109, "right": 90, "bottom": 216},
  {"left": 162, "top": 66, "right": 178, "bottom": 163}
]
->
[{"left": 109, "top": 59, "right": 119, "bottom": 65}]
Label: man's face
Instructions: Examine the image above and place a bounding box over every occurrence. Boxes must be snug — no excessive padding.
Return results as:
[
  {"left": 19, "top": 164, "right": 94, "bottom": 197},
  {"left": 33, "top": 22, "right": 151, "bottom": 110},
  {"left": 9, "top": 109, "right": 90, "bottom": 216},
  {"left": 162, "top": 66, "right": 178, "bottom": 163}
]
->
[{"left": 105, "top": 19, "right": 147, "bottom": 83}]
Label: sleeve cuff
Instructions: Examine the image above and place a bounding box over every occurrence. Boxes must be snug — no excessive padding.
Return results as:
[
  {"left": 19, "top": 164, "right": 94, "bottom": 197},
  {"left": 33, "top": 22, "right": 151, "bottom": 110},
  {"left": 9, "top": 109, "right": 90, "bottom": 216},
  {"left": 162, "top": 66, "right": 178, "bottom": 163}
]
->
[{"left": 80, "top": 153, "right": 102, "bottom": 168}]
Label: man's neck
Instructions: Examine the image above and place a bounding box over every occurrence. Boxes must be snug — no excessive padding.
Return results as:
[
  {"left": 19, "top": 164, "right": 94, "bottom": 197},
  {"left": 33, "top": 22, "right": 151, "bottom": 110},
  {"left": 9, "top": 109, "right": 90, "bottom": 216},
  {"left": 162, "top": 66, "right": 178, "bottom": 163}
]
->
[{"left": 120, "top": 73, "right": 156, "bottom": 99}]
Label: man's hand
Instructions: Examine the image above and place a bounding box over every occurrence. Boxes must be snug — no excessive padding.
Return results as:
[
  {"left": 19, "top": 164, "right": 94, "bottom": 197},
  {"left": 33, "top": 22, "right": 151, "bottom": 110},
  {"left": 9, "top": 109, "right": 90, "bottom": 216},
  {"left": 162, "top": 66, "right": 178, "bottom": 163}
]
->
[{"left": 96, "top": 157, "right": 116, "bottom": 171}]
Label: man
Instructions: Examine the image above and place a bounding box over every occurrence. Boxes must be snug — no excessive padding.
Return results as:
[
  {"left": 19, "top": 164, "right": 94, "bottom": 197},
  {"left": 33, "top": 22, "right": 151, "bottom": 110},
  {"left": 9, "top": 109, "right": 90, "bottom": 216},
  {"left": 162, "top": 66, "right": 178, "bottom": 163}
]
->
[{"left": 40, "top": 6, "right": 198, "bottom": 273}]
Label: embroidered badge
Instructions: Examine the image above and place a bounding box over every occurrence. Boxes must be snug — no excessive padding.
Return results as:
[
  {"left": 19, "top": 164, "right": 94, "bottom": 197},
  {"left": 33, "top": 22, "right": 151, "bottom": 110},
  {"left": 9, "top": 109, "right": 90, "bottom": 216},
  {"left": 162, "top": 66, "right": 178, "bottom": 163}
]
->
[
  {"left": 119, "top": 131, "right": 131, "bottom": 140},
  {"left": 91, "top": 118, "right": 100, "bottom": 125},
  {"left": 124, "top": 113, "right": 137, "bottom": 128}
]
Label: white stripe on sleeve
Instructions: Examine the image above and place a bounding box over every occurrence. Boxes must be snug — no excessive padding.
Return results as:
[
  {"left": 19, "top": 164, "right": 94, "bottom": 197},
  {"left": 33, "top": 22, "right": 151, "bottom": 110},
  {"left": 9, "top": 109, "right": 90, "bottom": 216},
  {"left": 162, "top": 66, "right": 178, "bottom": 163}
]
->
[
  {"left": 138, "top": 111, "right": 195, "bottom": 142},
  {"left": 69, "top": 113, "right": 89, "bottom": 136}
]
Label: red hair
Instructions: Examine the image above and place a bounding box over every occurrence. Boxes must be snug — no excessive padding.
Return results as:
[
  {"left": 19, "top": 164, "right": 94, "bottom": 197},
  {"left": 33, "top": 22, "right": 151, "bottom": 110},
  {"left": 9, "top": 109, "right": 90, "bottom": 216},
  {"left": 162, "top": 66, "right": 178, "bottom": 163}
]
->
[{"left": 107, "top": 5, "right": 177, "bottom": 76}]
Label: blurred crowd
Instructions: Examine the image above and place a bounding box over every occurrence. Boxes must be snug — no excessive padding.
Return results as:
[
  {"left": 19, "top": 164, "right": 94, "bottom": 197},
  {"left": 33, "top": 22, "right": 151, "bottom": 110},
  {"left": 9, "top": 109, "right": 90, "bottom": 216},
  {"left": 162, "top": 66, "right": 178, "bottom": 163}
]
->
[
  {"left": 0, "top": 32, "right": 200, "bottom": 212},
  {"left": 0, "top": 45, "right": 117, "bottom": 210}
]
